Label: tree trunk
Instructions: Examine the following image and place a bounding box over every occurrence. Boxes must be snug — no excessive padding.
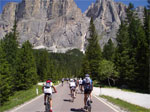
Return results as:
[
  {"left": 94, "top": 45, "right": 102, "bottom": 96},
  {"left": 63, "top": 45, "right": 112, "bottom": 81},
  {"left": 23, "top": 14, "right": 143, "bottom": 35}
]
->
[{"left": 108, "top": 78, "right": 111, "bottom": 87}]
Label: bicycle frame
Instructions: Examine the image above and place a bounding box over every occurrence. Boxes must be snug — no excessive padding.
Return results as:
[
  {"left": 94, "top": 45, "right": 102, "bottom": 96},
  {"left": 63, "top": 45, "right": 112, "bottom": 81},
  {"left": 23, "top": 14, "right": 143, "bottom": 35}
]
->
[
  {"left": 71, "top": 87, "right": 76, "bottom": 102},
  {"left": 45, "top": 95, "right": 50, "bottom": 112},
  {"left": 86, "top": 94, "right": 91, "bottom": 112}
]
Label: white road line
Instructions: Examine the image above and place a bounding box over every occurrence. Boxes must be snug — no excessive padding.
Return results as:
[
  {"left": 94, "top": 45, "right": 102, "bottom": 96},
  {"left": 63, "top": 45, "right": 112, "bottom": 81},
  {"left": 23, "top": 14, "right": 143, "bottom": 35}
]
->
[
  {"left": 6, "top": 84, "right": 61, "bottom": 112},
  {"left": 92, "top": 94, "right": 120, "bottom": 112},
  {"left": 6, "top": 94, "right": 44, "bottom": 112}
]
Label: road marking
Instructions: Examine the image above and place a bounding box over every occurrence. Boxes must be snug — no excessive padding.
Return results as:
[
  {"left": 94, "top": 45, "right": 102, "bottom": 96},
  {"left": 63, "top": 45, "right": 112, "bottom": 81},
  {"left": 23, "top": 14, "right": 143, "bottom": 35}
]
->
[
  {"left": 6, "top": 84, "right": 61, "bottom": 112},
  {"left": 92, "top": 94, "right": 120, "bottom": 112},
  {"left": 6, "top": 94, "right": 44, "bottom": 112}
]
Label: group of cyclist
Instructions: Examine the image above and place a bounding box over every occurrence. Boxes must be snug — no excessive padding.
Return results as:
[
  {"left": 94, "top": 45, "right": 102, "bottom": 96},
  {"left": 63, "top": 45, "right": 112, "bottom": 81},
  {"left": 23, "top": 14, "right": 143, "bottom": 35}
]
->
[
  {"left": 69, "top": 74, "right": 93, "bottom": 108},
  {"left": 42, "top": 74, "right": 93, "bottom": 112}
]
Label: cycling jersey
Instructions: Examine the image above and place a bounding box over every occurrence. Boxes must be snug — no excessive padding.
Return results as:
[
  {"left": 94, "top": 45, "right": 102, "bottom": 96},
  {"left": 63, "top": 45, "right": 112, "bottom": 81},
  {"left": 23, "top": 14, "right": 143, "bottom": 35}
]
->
[
  {"left": 69, "top": 82, "right": 76, "bottom": 87},
  {"left": 83, "top": 77, "right": 93, "bottom": 94},
  {"left": 44, "top": 82, "right": 54, "bottom": 94},
  {"left": 79, "top": 79, "right": 83, "bottom": 85}
]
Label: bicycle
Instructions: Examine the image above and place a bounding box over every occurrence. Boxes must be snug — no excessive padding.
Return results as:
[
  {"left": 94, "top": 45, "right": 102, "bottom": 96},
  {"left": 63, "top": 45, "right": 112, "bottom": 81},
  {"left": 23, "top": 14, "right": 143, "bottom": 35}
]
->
[
  {"left": 45, "top": 94, "right": 51, "bottom": 112},
  {"left": 62, "top": 81, "right": 64, "bottom": 86},
  {"left": 71, "top": 86, "right": 76, "bottom": 102},
  {"left": 85, "top": 94, "right": 92, "bottom": 112},
  {"left": 79, "top": 84, "right": 83, "bottom": 93}
]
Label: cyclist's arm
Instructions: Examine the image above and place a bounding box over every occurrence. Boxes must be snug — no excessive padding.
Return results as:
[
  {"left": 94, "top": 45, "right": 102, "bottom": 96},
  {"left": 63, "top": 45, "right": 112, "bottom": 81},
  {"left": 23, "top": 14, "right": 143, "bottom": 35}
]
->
[
  {"left": 42, "top": 85, "right": 44, "bottom": 93},
  {"left": 91, "top": 80, "right": 93, "bottom": 90},
  {"left": 52, "top": 83, "right": 57, "bottom": 93}
]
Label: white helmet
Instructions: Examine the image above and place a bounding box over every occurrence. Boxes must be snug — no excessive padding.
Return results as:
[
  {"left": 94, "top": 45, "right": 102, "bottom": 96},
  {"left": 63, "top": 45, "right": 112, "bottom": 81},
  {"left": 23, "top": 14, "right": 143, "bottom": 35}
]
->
[{"left": 70, "top": 79, "right": 74, "bottom": 82}]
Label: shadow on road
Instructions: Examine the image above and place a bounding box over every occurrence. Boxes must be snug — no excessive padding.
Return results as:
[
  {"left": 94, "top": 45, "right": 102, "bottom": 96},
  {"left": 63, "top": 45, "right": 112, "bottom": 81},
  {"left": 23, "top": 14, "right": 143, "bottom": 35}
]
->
[
  {"left": 70, "top": 108, "right": 85, "bottom": 112},
  {"left": 63, "top": 99, "right": 72, "bottom": 102}
]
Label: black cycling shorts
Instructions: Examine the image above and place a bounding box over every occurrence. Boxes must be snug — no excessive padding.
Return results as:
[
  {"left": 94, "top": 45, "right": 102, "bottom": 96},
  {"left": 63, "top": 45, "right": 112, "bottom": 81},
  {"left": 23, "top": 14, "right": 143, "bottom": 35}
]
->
[
  {"left": 84, "top": 89, "right": 92, "bottom": 94},
  {"left": 45, "top": 93, "right": 52, "bottom": 100}
]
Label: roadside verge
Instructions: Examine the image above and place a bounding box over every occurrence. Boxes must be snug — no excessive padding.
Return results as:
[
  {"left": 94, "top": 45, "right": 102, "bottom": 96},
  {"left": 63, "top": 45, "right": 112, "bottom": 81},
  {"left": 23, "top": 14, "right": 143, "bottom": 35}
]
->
[{"left": 5, "top": 83, "right": 60, "bottom": 112}]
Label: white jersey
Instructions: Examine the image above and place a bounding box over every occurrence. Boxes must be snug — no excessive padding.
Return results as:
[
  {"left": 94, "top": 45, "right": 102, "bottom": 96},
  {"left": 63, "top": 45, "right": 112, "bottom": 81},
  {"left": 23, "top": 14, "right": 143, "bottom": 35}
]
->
[
  {"left": 79, "top": 79, "right": 83, "bottom": 84},
  {"left": 69, "top": 82, "right": 76, "bottom": 87},
  {"left": 44, "top": 82, "right": 53, "bottom": 94}
]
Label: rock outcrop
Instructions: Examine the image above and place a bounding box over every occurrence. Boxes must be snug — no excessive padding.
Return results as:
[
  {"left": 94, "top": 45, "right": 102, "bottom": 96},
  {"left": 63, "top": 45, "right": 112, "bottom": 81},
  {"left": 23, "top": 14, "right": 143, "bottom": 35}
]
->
[
  {"left": 85, "top": 0, "right": 144, "bottom": 48},
  {"left": 0, "top": 0, "right": 144, "bottom": 52},
  {"left": 0, "top": 0, "right": 89, "bottom": 52},
  {"left": 85, "top": 0, "right": 127, "bottom": 47}
]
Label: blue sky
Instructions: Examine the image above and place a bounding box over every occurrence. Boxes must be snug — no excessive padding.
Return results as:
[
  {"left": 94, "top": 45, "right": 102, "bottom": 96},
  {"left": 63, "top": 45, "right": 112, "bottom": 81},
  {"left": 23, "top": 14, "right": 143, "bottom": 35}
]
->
[{"left": 0, "top": 0, "right": 148, "bottom": 13}]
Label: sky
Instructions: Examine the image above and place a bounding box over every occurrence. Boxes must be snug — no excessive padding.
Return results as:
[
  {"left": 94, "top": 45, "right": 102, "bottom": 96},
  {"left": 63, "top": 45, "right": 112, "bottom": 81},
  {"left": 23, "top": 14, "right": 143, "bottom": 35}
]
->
[{"left": 0, "top": 0, "right": 148, "bottom": 14}]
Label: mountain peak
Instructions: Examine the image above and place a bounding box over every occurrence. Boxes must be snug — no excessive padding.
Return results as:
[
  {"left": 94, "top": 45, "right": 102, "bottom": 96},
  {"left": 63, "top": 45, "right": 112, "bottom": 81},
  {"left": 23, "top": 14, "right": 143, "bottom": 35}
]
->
[{"left": 0, "top": 0, "right": 89, "bottom": 53}]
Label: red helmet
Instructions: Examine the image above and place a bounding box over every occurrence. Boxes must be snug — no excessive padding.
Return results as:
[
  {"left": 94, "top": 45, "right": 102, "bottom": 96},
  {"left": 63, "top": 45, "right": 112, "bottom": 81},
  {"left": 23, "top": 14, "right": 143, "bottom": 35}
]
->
[{"left": 46, "top": 79, "right": 52, "bottom": 83}]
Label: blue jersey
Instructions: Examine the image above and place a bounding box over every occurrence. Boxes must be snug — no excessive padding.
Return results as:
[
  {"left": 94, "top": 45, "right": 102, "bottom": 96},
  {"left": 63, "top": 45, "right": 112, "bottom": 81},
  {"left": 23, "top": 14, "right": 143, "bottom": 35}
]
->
[{"left": 83, "top": 77, "right": 92, "bottom": 90}]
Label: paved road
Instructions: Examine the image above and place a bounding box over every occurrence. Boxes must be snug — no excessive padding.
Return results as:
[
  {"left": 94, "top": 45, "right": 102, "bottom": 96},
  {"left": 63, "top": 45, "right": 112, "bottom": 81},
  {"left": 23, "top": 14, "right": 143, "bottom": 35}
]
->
[{"left": 9, "top": 82, "right": 118, "bottom": 112}]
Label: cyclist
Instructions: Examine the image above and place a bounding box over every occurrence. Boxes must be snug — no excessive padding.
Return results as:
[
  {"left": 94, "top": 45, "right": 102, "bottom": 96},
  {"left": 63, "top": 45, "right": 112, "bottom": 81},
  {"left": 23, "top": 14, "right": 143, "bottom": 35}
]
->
[
  {"left": 69, "top": 79, "right": 76, "bottom": 98},
  {"left": 42, "top": 79, "right": 57, "bottom": 112},
  {"left": 79, "top": 78, "right": 83, "bottom": 93},
  {"left": 67, "top": 78, "right": 69, "bottom": 83},
  {"left": 82, "top": 74, "right": 93, "bottom": 109},
  {"left": 61, "top": 78, "right": 64, "bottom": 86},
  {"left": 74, "top": 78, "right": 79, "bottom": 94}
]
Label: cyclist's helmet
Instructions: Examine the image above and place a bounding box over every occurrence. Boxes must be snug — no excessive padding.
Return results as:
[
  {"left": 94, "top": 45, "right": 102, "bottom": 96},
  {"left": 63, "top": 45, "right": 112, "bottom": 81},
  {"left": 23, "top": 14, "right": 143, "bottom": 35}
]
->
[
  {"left": 70, "top": 79, "right": 74, "bottom": 82},
  {"left": 46, "top": 78, "right": 52, "bottom": 83},
  {"left": 85, "top": 77, "right": 90, "bottom": 83},
  {"left": 85, "top": 74, "right": 89, "bottom": 77}
]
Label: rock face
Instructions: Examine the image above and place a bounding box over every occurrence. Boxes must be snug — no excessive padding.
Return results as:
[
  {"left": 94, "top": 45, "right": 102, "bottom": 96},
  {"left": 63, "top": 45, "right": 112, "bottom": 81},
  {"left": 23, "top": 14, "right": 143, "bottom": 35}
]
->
[
  {"left": 85, "top": 0, "right": 127, "bottom": 47},
  {"left": 0, "top": 0, "right": 144, "bottom": 52},
  {"left": 0, "top": 0, "right": 89, "bottom": 52},
  {"left": 85, "top": 0, "right": 144, "bottom": 48}
]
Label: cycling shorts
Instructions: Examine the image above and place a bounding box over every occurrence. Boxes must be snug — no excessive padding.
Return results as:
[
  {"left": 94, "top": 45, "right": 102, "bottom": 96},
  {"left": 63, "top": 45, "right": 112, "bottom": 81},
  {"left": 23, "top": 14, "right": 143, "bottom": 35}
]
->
[
  {"left": 84, "top": 89, "right": 92, "bottom": 94},
  {"left": 70, "top": 86, "right": 76, "bottom": 91},
  {"left": 45, "top": 93, "right": 52, "bottom": 100}
]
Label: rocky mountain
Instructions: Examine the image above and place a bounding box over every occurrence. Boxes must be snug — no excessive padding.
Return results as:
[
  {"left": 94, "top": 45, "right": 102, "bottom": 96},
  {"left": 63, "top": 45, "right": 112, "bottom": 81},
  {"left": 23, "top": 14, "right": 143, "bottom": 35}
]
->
[
  {"left": 0, "top": 0, "right": 144, "bottom": 52},
  {"left": 85, "top": 0, "right": 144, "bottom": 47},
  {"left": 0, "top": 0, "right": 89, "bottom": 52},
  {"left": 85, "top": 0, "right": 126, "bottom": 47}
]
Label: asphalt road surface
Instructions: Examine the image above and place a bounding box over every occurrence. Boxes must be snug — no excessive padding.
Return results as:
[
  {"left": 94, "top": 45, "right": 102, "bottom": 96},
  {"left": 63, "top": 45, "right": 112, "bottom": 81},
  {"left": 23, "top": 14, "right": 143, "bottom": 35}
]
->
[{"left": 9, "top": 82, "right": 118, "bottom": 112}]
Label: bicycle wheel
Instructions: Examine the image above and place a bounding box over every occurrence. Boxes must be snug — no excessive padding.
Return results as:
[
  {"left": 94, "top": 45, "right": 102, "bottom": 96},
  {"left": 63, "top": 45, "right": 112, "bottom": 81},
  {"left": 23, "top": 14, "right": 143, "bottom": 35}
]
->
[
  {"left": 45, "top": 96, "right": 50, "bottom": 112},
  {"left": 72, "top": 92, "right": 75, "bottom": 102},
  {"left": 86, "top": 96, "right": 91, "bottom": 112},
  {"left": 87, "top": 106, "right": 91, "bottom": 112}
]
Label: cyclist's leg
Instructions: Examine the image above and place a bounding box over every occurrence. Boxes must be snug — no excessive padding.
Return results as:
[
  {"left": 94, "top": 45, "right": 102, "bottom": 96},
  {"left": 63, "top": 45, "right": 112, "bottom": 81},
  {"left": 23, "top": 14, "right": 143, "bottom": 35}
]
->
[
  {"left": 80, "top": 84, "right": 82, "bottom": 92},
  {"left": 84, "top": 89, "right": 88, "bottom": 106},
  {"left": 90, "top": 91, "right": 92, "bottom": 102},
  {"left": 44, "top": 94, "right": 46, "bottom": 105},
  {"left": 70, "top": 87, "right": 71, "bottom": 94},
  {"left": 74, "top": 87, "right": 76, "bottom": 97},
  {"left": 49, "top": 95, "right": 52, "bottom": 111}
]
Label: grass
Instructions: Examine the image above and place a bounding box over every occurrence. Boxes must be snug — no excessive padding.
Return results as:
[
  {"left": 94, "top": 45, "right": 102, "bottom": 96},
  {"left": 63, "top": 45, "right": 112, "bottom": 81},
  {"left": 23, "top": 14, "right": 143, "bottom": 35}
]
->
[
  {"left": 0, "top": 85, "right": 43, "bottom": 112},
  {"left": 0, "top": 82, "right": 60, "bottom": 112},
  {"left": 101, "top": 95, "right": 150, "bottom": 112},
  {"left": 53, "top": 81, "right": 60, "bottom": 85}
]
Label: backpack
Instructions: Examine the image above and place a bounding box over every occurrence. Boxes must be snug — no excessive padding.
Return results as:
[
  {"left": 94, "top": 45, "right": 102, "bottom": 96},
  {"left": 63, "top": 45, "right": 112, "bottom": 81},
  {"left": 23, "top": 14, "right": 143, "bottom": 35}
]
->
[{"left": 84, "top": 77, "right": 92, "bottom": 91}]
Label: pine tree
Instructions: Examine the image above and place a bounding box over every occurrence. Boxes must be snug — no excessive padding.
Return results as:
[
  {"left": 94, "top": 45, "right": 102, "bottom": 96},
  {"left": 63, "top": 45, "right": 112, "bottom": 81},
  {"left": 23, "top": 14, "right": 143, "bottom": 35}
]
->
[
  {"left": 80, "top": 56, "right": 90, "bottom": 78},
  {"left": 102, "top": 39, "right": 115, "bottom": 61},
  {"left": 125, "top": 3, "right": 149, "bottom": 92},
  {"left": 2, "top": 20, "right": 19, "bottom": 91},
  {"left": 84, "top": 17, "right": 102, "bottom": 80},
  {"left": 2, "top": 20, "right": 19, "bottom": 66},
  {"left": 16, "top": 41, "right": 37, "bottom": 90},
  {"left": 0, "top": 42, "right": 11, "bottom": 105},
  {"left": 114, "top": 21, "right": 134, "bottom": 86},
  {"left": 126, "top": 3, "right": 134, "bottom": 24},
  {"left": 143, "top": 1, "right": 150, "bottom": 93},
  {"left": 36, "top": 50, "right": 52, "bottom": 81},
  {"left": 148, "top": 0, "right": 150, "bottom": 94},
  {"left": 134, "top": 20, "right": 149, "bottom": 92}
]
